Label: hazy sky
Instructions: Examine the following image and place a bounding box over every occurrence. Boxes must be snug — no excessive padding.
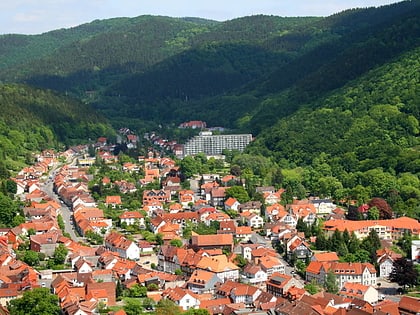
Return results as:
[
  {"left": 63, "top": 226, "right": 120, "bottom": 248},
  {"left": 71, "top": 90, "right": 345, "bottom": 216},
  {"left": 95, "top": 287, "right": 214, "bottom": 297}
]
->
[{"left": 1, "top": 0, "right": 402, "bottom": 35}]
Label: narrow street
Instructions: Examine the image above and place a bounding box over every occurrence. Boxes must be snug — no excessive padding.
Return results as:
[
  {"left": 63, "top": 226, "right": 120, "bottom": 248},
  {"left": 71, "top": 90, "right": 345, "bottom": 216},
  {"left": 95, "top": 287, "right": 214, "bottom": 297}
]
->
[{"left": 40, "top": 170, "right": 81, "bottom": 241}]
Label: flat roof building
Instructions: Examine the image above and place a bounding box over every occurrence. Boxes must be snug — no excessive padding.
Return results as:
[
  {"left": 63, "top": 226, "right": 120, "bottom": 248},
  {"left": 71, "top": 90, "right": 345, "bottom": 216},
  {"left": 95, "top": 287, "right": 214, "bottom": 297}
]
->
[{"left": 183, "top": 131, "right": 252, "bottom": 157}]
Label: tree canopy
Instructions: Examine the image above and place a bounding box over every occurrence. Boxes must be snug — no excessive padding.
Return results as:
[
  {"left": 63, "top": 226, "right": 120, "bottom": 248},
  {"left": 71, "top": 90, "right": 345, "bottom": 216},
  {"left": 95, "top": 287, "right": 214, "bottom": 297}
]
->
[{"left": 8, "top": 288, "right": 60, "bottom": 315}]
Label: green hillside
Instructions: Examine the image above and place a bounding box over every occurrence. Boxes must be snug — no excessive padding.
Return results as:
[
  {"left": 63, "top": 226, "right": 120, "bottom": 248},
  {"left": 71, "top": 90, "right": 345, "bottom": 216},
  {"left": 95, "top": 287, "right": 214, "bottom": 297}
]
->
[
  {"left": 245, "top": 46, "right": 420, "bottom": 216},
  {"left": 95, "top": 1, "right": 419, "bottom": 129},
  {"left": 0, "top": 84, "right": 114, "bottom": 170},
  {"left": 0, "top": 1, "right": 418, "bottom": 203}
]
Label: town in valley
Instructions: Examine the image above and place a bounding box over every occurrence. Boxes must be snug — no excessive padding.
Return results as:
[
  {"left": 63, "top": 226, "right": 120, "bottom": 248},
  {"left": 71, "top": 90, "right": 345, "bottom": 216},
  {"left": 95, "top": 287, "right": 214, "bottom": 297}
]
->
[{"left": 0, "top": 121, "right": 419, "bottom": 315}]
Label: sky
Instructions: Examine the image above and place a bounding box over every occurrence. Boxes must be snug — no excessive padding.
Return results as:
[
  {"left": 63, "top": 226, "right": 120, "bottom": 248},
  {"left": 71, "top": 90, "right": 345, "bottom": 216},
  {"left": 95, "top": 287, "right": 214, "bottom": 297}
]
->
[{"left": 0, "top": 0, "right": 403, "bottom": 35}]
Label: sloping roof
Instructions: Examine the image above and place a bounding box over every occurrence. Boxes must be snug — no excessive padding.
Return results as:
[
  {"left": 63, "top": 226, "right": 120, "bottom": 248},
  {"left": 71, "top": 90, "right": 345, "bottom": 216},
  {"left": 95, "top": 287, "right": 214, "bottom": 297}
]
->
[
  {"left": 105, "top": 196, "right": 122, "bottom": 204},
  {"left": 225, "top": 197, "right": 239, "bottom": 207},
  {"left": 191, "top": 234, "right": 233, "bottom": 247},
  {"left": 196, "top": 255, "right": 239, "bottom": 273},
  {"left": 323, "top": 217, "right": 420, "bottom": 233},
  {"left": 119, "top": 211, "right": 143, "bottom": 219},
  {"left": 399, "top": 296, "right": 420, "bottom": 313},
  {"left": 313, "top": 252, "right": 340, "bottom": 262}
]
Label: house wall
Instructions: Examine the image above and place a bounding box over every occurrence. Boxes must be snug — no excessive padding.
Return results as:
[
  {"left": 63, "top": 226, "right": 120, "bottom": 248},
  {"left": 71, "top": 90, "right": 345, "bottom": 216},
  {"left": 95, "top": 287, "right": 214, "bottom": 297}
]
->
[
  {"left": 179, "top": 295, "right": 199, "bottom": 310},
  {"left": 218, "top": 269, "right": 240, "bottom": 282},
  {"left": 245, "top": 270, "right": 268, "bottom": 284},
  {"left": 379, "top": 259, "right": 393, "bottom": 278},
  {"left": 364, "top": 287, "right": 379, "bottom": 304}
]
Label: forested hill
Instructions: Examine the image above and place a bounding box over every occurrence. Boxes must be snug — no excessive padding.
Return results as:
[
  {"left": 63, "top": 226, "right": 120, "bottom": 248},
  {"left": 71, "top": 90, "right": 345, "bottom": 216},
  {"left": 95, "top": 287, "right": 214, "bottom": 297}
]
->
[
  {"left": 246, "top": 46, "right": 420, "bottom": 217},
  {"left": 0, "top": 1, "right": 419, "bottom": 214},
  {"left": 0, "top": 3, "right": 418, "bottom": 131},
  {"left": 0, "top": 84, "right": 114, "bottom": 171},
  {"left": 0, "top": 2, "right": 418, "bottom": 163}
]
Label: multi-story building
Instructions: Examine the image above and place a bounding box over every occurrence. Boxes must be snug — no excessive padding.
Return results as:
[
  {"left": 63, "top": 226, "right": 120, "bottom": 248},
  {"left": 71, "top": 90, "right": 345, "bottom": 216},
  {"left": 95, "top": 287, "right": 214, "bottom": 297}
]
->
[
  {"left": 323, "top": 217, "right": 420, "bottom": 241},
  {"left": 183, "top": 131, "right": 252, "bottom": 157},
  {"left": 306, "top": 261, "right": 377, "bottom": 288}
]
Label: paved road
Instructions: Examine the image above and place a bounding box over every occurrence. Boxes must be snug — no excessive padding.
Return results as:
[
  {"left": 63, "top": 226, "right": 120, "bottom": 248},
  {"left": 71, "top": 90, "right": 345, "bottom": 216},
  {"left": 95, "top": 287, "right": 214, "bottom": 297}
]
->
[
  {"left": 377, "top": 277, "right": 403, "bottom": 303},
  {"left": 40, "top": 171, "right": 81, "bottom": 241}
]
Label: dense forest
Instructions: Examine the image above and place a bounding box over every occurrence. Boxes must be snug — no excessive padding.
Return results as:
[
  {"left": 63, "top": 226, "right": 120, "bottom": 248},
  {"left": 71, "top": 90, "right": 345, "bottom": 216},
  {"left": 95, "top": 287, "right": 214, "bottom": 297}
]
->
[
  {"left": 0, "top": 84, "right": 114, "bottom": 170},
  {"left": 0, "top": 1, "right": 418, "bottom": 214}
]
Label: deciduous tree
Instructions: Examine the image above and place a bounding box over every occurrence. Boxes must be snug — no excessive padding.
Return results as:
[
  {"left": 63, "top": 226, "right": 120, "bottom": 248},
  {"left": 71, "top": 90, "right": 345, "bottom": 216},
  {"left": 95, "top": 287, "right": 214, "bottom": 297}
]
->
[
  {"left": 8, "top": 288, "right": 60, "bottom": 315},
  {"left": 389, "top": 257, "right": 418, "bottom": 289},
  {"left": 324, "top": 270, "right": 339, "bottom": 294}
]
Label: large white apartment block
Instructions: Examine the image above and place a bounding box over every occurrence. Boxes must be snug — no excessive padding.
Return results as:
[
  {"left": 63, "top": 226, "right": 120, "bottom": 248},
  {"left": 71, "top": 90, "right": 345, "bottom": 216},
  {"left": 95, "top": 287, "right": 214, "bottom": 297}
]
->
[{"left": 183, "top": 131, "right": 252, "bottom": 157}]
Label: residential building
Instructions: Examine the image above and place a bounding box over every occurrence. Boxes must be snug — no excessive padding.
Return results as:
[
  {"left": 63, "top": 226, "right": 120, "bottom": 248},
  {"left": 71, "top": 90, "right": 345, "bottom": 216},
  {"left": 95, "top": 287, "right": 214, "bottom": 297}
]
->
[
  {"left": 105, "top": 232, "right": 140, "bottom": 260},
  {"left": 186, "top": 269, "right": 222, "bottom": 294},
  {"left": 323, "top": 217, "right": 420, "bottom": 240},
  {"left": 224, "top": 197, "right": 240, "bottom": 212},
  {"left": 412, "top": 240, "right": 420, "bottom": 263},
  {"left": 258, "top": 255, "right": 285, "bottom": 276},
  {"left": 398, "top": 296, "right": 420, "bottom": 315},
  {"left": 240, "top": 212, "right": 264, "bottom": 228},
  {"left": 183, "top": 131, "right": 252, "bottom": 157},
  {"left": 0, "top": 288, "right": 19, "bottom": 307},
  {"left": 162, "top": 287, "right": 200, "bottom": 310},
  {"left": 286, "top": 235, "right": 312, "bottom": 260},
  {"left": 309, "top": 198, "right": 336, "bottom": 216},
  {"left": 311, "top": 252, "right": 339, "bottom": 263},
  {"left": 376, "top": 248, "right": 402, "bottom": 278},
  {"left": 30, "top": 231, "right": 61, "bottom": 256},
  {"left": 266, "top": 273, "right": 304, "bottom": 297},
  {"left": 190, "top": 234, "right": 233, "bottom": 252},
  {"left": 238, "top": 201, "right": 262, "bottom": 215},
  {"left": 196, "top": 255, "right": 240, "bottom": 282},
  {"left": 105, "top": 196, "right": 122, "bottom": 208},
  {"left": 339, "top": 282, "right": 379, "bottom": 304},
  {"left": 119, "top": 211, "right": 145, "bottom": 228},
  {"left": 306, "top": 261, "right": 377, "bottom": 287},
  {"left": 142, "top": 189, "right": 171, "bottom": 205},
  {"left": 242, "top": 264, "right": 268, "bottom": 285}
]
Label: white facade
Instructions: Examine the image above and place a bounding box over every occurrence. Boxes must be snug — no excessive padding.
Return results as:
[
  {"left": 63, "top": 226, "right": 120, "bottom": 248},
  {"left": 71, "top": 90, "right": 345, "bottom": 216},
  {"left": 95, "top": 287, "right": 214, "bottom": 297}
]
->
[
  {"left": 246, "top": 214, "right": 264, "bottom": 228},
  {"left": 412, "top": 240, "right": 420, "bottom": 263},
  {"left": 310, "top": 199, "right": 336, "bottom": 215},
  {"left": 178, "top": 293, "right": 200, "bottom": 310},
  {"left": 379, "top": 258, "right": 394, "bottom": 278},
  {"left": 217, "top": 269, "right": 240, "bottom": 283},
  {"left": 244, "top": 270, "right": 268, "bottom": 285},
  {"left": 183, "top": 132, "right": 252, "bottom": 157},
  {"left": 121, "top": 216, "right": 145, "bottom": 227},
  {"left": 231, "top": 288, "right": 262, "bottom": 305},
  {"left": 279, "top": 213, "right": 297, "bottom": 227}
]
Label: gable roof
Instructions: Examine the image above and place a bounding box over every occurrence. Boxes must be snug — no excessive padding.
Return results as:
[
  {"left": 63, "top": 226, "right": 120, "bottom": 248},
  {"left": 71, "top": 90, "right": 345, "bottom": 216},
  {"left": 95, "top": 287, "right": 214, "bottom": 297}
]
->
[
  {"left": 313, "top": 252, "right": 340, "bottom": 262},
  {"left": 191, "top": 234, "right": 233, "bottom": 247},
  {"left": 105, "top": 196, "right": 122, "bottom": 204},
  {"left": 399, "top": 296, "right": 420, "bottom": 313}
]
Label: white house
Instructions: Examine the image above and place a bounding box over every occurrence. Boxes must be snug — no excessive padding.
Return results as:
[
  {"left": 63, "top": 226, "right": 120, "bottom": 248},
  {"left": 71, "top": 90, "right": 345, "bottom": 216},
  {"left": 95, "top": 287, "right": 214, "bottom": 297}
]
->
[
  {"left": 278, "top": 212, "right": 298, "bottom": 228},
  {"left": 74, "top": 259, "right": 93, "bottom": 274},
  {"left": 242, "top": 264, "right": 268, "bottom": 285},
  {"left": 377, "top": 248, "right": 402, "bottom": 278},
  {"left": 258, "top": 255, "right": 285, "bottom": 276},
  {"left": 412, "top": 240, "right": 420, "bottom": 263},
  {"left": 230, "top": 284, "right": 262, "bottom": 306},
  {"left": 310, "top": 199, "right": 336, "bottom": 216},
  {"left": 339, "top": 282, "right": 379, "bottom": 305},
  {"left": 72, "top": 194, "right": 97, "bottom": 209},
  {"left": 105, "top": 232, "right": 140, "bottom": 260},
  {"left": 119, "top": 211, "right": 145, "bottom": 228},
  {"left": 163, "top": 287, "right": 200, "bottom": 310},
  {"left": 241, "top": 212, "right": 264, "bottom": 228},
  {"left": 224, "top": 197, "right": 240, "bottom": 212}
]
